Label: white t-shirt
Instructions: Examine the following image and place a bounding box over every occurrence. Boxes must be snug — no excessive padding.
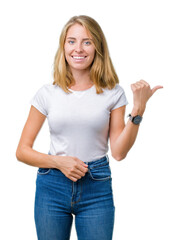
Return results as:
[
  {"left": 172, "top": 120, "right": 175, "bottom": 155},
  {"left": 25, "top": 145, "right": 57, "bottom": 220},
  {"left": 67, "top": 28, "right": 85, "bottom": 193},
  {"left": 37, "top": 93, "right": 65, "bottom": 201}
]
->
[{"left": 30, "top": 83, "right": 128, "bottom": 162}]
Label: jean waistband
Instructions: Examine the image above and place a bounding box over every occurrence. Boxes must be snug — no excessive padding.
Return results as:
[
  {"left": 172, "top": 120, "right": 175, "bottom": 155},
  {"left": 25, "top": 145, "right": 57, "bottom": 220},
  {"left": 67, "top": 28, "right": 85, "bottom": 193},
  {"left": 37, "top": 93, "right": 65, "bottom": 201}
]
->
[
  {"left": 84, "top": 155, "right": 109, "bottom": 166},
  {"left": 48, "top": 151, "right": 109, "bottom": 167}
]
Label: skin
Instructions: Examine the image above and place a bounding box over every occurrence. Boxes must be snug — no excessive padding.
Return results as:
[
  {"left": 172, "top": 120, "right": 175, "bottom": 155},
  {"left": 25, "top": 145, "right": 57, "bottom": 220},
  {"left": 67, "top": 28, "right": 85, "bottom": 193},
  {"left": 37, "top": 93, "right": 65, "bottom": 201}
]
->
[
  {"left": 16, "top": 23, "right": 163, "bottom": 182},
  {"left": 64, "top": 23, "right": 95, "bottom": 90},
  {"left": 109, "top": 80, "right": 163, "bottom": 160}
]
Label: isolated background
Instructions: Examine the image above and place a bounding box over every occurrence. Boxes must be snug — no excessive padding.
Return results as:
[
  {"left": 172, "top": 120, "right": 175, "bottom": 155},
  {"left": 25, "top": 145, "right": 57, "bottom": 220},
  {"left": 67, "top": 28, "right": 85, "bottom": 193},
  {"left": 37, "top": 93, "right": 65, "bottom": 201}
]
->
[{"left": 0, "top": 0, "right": 179, "bottom": 239}]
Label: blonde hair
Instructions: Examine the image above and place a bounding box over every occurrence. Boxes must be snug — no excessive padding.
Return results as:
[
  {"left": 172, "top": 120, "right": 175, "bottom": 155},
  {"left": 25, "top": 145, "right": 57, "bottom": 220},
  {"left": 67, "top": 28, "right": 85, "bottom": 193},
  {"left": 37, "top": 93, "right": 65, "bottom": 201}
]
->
[{"left": 53, "top": 15, "right": 119, "bottom": 94}]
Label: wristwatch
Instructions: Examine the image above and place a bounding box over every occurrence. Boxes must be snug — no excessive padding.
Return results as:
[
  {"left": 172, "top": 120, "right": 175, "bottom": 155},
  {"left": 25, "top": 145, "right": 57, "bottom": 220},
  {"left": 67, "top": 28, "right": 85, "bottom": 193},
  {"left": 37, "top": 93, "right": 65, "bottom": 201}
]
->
[{"left": 128, "top": 114, "right": 143, "bottom": 125}]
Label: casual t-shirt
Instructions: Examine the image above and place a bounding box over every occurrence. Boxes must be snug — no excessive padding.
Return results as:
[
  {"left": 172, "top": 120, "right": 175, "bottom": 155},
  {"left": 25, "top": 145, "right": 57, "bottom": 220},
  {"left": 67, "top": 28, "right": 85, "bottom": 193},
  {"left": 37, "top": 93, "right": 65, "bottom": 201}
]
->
[{"left": 30, "top": 83, "right": 128, "bottom": 162}]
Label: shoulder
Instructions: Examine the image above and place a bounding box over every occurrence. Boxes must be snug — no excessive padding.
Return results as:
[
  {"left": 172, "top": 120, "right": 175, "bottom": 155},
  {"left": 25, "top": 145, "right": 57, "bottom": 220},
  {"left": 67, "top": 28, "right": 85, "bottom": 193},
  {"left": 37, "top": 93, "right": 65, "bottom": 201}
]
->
[
  {"left": 41, "top": 83, "right": 56, "bottom": 91},
  {"left": 37, "top": 83, "right": 57, "bottom": 95},
  {"left": 113, "top": 83, "right": 125, "bottom": 93},
  {"left": 104, "top": 83, "right": 128, "bottom": 111},
  {"left": 104, "top": 83, "right": 125, "bottom": 96}
]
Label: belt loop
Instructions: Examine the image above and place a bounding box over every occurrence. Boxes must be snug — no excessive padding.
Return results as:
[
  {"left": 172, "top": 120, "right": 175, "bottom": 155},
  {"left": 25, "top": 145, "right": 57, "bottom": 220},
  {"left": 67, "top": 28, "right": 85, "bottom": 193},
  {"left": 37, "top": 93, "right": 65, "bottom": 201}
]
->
[{"left": 106, "top": 154, "right": 109, "bottom": 163}]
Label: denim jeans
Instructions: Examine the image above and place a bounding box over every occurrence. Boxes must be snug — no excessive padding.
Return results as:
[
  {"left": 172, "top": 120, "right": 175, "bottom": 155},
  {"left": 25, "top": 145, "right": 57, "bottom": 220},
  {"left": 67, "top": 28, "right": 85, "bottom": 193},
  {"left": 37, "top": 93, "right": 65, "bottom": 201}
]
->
[{"left": 34, "top": 153, "right": 115, "bottom": 240}]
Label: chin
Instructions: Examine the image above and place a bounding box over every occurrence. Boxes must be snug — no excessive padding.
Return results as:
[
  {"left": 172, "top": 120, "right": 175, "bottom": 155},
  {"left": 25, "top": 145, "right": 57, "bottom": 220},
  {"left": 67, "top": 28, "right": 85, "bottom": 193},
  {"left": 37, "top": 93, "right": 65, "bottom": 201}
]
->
[{"left": 70, "top": 65, "right": 91, "bottom": 71}]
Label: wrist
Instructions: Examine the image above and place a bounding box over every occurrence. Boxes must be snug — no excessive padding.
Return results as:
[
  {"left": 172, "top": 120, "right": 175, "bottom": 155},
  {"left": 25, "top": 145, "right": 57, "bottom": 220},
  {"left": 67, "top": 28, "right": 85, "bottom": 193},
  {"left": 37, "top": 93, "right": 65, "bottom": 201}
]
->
[
  {"left": 50, "top": 155, "right": 64, "bottom": 169},
  {"left": 132, "top": 105, "right": 145, "bottom": 116}
]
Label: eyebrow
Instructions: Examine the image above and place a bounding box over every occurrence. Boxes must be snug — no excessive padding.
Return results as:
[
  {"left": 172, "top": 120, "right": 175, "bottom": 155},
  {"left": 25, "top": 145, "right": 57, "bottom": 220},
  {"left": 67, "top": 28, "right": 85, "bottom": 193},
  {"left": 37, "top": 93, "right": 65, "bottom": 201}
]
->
[{"left": 67, "top": 37, "right": 93, "bottom": 41}]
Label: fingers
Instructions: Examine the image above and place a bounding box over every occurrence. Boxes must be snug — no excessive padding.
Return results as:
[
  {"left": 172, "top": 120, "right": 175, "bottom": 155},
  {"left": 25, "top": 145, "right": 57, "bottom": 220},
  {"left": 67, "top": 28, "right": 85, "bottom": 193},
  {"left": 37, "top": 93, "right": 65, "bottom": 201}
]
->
[
  {"left": 139, "top": 79, "right": 150, "bottom": 87},
  {"left": 131, "top": 80, "right": 163, "bottom": 95},
  {"left": 80, "top": 161, "right": 88, "bottom": 168},
  {"left": 74, "top": 157, "right": 88, "bottom": 167},
  {"left": 68, "top": 167, "right": 87, "bottom": 182},
  {"left": 70, "top": 169, "right": 87, "bottom": 182},
  {"left": 151, "top": 85, "right": 163, "bottom": 95},
  {"left": 76, "top": 164, "right": 88, "bottom": 174},
  {"left": 131, "top": 79, "right": 150, "bottom": 90},
  {"left": 70, "top": 176, "right": 79, "bottom": 182},
  {"left": 131, "top": 79, "right": 163, "bottom": 109},
  {"left": 69, "top": 159, "right": 88, "bottom": 182}
]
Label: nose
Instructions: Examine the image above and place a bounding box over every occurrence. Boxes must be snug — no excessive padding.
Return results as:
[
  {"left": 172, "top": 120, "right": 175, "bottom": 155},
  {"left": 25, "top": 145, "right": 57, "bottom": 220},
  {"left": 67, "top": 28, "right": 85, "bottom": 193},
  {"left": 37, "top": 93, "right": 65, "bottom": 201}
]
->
[{"left": 75, "top": 43, "right": 83, "bottom": 53}]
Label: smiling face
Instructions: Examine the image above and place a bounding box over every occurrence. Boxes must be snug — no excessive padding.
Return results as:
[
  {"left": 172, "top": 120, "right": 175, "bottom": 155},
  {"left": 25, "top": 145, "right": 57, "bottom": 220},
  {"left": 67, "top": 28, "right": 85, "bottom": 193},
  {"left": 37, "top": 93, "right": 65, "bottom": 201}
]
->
[{"left": 64, "top": 23, "right": 96, "bottom": 73}]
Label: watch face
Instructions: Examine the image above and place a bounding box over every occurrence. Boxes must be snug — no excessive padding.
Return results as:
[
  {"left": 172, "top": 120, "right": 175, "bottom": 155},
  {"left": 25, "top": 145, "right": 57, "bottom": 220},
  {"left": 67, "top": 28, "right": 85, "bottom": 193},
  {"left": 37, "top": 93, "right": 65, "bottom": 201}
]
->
[{"left": 133, "top": 115, "right": 142, "bottom": 124}]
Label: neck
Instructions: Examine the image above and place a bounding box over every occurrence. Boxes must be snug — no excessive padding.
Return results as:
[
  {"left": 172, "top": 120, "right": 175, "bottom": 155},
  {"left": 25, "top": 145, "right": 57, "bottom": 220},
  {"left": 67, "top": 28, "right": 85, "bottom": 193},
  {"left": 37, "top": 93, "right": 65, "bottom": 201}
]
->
[{"left": 70, "top": 68, "right": 93, "bottom": 86}]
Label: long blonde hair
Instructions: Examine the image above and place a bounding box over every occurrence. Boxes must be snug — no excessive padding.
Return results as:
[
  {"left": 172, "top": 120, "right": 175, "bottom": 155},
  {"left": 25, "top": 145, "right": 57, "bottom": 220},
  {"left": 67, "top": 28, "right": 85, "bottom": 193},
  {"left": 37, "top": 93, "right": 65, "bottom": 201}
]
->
[{"left": 53, "top": 15, "right": 119, "bottom": 94}]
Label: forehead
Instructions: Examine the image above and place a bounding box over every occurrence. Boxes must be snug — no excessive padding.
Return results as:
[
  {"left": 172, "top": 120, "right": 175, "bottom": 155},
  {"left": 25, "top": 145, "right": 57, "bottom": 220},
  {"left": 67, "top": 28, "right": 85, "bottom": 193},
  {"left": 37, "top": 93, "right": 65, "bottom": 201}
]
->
[{"left": 66, "top": 23, "right": 91, "bottom": 38}]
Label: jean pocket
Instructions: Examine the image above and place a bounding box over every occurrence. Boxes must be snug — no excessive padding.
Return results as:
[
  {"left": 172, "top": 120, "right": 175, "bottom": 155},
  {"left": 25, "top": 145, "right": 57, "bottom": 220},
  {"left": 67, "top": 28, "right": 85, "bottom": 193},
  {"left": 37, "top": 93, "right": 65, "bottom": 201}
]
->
[
  {"left": 88, "top": 162, "right": 111, "bottom": 181},
  {"left": 37, "top": 168, "right": 51, "bottom": 175}
]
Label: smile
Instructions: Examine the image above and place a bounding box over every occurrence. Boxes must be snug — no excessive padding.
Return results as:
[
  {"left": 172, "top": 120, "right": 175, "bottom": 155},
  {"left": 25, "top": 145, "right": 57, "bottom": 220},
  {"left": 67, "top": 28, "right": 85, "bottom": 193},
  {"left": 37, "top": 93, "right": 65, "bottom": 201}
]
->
[{"left": 71, "top": 56, "right": 87, "bottom": 59}]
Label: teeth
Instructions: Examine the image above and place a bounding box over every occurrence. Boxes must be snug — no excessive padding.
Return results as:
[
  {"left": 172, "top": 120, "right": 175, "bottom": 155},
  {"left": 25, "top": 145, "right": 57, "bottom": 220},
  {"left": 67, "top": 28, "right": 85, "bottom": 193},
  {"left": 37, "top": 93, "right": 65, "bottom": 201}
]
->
[{"left": 73, "top": 56, "right": 86, "bottom": 59}]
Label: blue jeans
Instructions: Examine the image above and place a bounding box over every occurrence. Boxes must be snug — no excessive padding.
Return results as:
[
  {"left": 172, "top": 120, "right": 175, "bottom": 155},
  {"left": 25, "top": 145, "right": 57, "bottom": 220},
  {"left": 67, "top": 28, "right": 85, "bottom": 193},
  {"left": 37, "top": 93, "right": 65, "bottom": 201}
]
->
[{"left": 34, "top": 154, "right": 115, "bottom": 240}]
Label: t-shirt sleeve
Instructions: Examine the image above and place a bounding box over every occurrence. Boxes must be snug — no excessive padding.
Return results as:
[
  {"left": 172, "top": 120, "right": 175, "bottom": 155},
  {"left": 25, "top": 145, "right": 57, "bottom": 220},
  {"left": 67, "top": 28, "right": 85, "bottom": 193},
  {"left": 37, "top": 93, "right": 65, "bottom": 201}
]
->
[
  {"left": 111, "top": 84, "right": 128, "bottom": 111},
  {"left": 29, "top": 85, "right": 49, "bottom": 116}
]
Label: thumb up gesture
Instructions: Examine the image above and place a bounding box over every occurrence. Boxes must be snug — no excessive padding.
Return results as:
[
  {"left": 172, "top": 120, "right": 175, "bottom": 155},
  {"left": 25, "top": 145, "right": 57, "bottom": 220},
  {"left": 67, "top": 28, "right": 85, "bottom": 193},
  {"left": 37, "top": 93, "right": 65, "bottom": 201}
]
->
[{"left": 131, "top": 80, "right": 163, "bottom": 115}]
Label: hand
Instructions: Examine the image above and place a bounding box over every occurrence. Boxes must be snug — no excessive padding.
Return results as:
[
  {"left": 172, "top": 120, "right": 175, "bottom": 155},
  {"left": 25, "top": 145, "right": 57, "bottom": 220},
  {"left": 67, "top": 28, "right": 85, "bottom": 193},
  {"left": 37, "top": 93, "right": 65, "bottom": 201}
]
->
[
  {"left": 131, "top": 79, "right": 163, "bottom": 115},
  {"left": 53, "top": 155, "right": 88, "bottom": 182}
]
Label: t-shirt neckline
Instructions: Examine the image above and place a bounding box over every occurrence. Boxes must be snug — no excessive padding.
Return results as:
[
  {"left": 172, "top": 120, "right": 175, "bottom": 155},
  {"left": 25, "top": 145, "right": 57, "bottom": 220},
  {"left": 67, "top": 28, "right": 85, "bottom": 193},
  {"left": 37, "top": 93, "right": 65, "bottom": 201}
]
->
[{"left": 67, "top": 84, "right": 95, "bottom": 93}]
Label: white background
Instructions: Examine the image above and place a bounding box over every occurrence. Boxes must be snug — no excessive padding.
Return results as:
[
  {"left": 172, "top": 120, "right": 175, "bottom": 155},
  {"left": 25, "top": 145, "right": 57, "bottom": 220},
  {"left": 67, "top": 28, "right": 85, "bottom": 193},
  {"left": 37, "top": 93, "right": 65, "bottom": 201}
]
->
[{"left": 0, "top": 0, "right": 179, "bottom": 239}]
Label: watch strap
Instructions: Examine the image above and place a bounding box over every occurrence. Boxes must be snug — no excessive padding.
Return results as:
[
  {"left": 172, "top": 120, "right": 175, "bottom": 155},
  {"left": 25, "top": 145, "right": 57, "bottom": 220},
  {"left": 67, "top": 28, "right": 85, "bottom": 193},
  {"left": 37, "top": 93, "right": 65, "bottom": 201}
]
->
[{"left": 127, "top": 114, "right": 143, "bottom": 125}]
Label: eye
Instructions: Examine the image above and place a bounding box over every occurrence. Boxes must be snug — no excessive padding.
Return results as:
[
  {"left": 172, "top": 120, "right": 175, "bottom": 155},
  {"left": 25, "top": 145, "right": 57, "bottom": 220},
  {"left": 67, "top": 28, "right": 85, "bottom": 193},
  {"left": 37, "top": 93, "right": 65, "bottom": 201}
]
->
[
  {"left": 68, "top": 40, "right": 75, "bottom": 44},
  {"left": 84, "top": 41, "right": 91, "bottom": 45}
]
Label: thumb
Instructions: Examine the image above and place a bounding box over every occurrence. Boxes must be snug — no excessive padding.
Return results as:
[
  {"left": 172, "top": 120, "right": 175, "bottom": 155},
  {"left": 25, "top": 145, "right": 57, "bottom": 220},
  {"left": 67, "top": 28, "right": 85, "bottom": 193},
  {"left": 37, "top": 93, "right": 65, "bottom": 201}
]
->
[{"left": 151, "top": 85, "right": 163, "bottom": 95}]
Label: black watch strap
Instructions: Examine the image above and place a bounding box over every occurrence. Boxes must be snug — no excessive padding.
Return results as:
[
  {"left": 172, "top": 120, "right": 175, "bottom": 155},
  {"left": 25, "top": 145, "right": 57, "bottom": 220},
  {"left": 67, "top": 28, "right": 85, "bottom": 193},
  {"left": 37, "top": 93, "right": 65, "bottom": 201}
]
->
[{"left": 128, "top": 114, "right": 143, "bottom": 125}]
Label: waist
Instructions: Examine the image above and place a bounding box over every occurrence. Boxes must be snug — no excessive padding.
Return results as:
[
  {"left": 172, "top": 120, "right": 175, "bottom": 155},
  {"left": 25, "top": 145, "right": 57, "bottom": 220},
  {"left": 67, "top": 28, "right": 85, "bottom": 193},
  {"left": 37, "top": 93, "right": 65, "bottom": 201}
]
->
[{"left": 48, "top": 151, "right": 109, "bottom": 168}]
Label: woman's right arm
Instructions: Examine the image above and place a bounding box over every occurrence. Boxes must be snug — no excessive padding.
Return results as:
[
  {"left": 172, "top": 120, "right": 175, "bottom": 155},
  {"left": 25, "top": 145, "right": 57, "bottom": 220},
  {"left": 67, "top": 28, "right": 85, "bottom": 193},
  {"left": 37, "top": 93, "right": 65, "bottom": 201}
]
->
[
  {"left": 16, "top": 105, "right": 58, "bottom": 168},
  {"left": 16, "top": 105, "right": 88, "bottom": 181}
]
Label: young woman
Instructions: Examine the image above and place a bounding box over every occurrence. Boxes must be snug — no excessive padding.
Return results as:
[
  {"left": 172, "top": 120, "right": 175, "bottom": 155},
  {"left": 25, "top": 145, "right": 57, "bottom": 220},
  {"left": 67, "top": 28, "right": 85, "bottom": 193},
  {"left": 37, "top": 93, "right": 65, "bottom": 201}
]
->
[{"left": 16, "top": 15, "right": 162, "bottom": 240}]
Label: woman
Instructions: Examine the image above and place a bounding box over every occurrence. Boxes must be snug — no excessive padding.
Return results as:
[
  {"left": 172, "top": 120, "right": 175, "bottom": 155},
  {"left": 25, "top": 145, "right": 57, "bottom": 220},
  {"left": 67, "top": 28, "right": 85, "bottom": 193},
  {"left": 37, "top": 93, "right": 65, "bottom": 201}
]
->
[{"left": 16, "top": 15, "right": 162, "bottom": 240}]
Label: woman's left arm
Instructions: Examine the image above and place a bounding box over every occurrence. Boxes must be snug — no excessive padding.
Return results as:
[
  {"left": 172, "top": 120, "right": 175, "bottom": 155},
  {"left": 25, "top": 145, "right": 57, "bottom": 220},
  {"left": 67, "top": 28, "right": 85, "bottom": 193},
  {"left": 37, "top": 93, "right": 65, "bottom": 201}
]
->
[{"left": 109, "top": 80, "right": 163, "bottom": 161}]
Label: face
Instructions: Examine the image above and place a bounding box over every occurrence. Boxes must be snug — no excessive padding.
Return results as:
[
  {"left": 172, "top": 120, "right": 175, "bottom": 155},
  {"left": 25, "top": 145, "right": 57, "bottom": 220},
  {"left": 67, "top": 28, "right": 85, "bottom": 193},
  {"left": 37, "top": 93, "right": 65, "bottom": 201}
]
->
[{"left": 64, "top": 23, "right": 96, "bottom": 73}]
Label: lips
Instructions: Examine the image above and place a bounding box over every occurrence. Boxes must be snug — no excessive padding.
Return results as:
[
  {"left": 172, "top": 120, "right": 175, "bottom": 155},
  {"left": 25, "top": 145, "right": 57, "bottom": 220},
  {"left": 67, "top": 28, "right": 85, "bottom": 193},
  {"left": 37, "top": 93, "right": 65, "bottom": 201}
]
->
[{"left": 71, "top": 56, "right": 87, "bottom": 59}]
